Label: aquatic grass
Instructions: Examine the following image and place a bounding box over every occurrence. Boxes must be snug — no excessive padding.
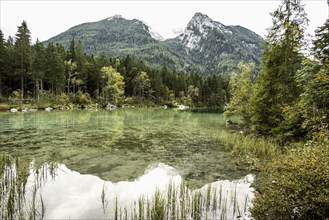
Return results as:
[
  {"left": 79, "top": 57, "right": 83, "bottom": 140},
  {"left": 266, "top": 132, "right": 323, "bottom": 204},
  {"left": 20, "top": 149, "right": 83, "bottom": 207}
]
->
[
  {"left": 231, "top": 184, "right": 237, "bottom": 217},
  {"left": 101, "top": 182, "right": 108, "bottom": 214},
  {"left": 212, "top": 186, "right": 217, "bottom": 212},
  {"left": 1, "top": 158, "right": 253, "bottom": 220},
  {"left": 151, "top": 189, "right": 166, "bottom": 220},
  {"left": 205, "top": 183, "right": 212, "bottom": 211},
  {"left": 0, "top": 155, "right": 47, "bottom": 220},
  {"left": 220, "top": 197, "right": 227, "bottom": 220},
  {"left": 138, "top": 196, "right": 144, "bottom": 220},
  {"left": 216, "top": 130, "right": 281, "bottom": 164},
  {"left": 192, "top": 191, "right": 202, "bottom": 220},
  {"left": 114, "top": 197, "right": 118, "bottom": 220}
]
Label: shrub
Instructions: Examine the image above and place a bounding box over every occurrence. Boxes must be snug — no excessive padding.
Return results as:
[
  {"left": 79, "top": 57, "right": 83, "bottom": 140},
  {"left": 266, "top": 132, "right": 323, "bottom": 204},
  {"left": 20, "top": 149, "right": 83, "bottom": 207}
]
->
[{"left": 251, "top": 144, "right": 329, "bottom": 219}]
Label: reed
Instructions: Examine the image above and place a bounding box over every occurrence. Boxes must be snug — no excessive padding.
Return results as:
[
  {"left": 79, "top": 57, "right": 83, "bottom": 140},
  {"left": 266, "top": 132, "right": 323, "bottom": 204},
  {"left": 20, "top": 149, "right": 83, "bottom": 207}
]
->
[
  {"left": 114, "top": 198, "right": 118, "bottom": 220},
  {"left": 138, "top": 196, "right": 144, "bottom": 220},
  {"left": 1, "top": 155, "right": 253, "bottom": 220},
  {"left": 216, "top": 130, "right": 281, "bottom": 163},
  {"left": 101, "top": 182, "right": 107, "bottom": 214},
  {"left": 205, "top": 183, "right": 212, "bottom": 211},
  {"left": 151, "top": 189, "right": 166, "bottom": 220},
  {"left": 105, "top": 178, "right": 253, "bottom": 220},
  {"left": 0, "top": 154, "right": 48, "bottom": 220}
]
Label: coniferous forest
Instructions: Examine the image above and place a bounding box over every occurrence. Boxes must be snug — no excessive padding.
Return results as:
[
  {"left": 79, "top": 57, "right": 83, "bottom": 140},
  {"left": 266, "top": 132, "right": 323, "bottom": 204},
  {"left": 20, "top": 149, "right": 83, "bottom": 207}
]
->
[
  {"left": 0, "top": 0, "right": 328, "bottom": 219},
  {"left": 0, "top": 23, "right": 229, "bottom": 110}
]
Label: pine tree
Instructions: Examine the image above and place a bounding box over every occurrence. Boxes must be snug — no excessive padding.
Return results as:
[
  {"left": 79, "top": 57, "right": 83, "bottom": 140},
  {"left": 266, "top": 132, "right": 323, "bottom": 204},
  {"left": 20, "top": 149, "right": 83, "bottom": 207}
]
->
[
  {"left": 298, "top": 18, "right": 329, "bottom": 141},
  {"left": 0, "top": 30, "right": 6, "bottom": 97},
  {"left": 74, "top": 40, "right": 87, "bottom": 92},
  {"left": 45, "top": 43, "right": 65, "bottom": 94},
  {"left": 251, "top": 0, "right": 308, "bottom": 137},
  {"left": 31, "top": 39, "right": 46, "bottom": 102},
  {"left": 14, "top": 21, "right": 32, "bottom": 99},
  {"left": 67, "top": 38, "right": 76, "bottom": 62}
]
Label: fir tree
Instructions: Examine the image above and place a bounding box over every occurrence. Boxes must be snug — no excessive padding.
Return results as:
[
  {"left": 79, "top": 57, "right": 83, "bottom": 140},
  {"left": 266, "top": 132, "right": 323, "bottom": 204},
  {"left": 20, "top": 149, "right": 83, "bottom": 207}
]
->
[
  {"left": 31, "top": 39, "right": 47, "bottom": 101},
  {"left": 298, "top": 18, "right": 329, "bottom": 141},
  {"left": 0, "top": 30, "right": 6, "bottom": 97},
  {"left": 251, "top": 0, "right": 308, "bottom": 137},
  {"left": 14, "top": 21, "right": 32, "bottom": 99}
]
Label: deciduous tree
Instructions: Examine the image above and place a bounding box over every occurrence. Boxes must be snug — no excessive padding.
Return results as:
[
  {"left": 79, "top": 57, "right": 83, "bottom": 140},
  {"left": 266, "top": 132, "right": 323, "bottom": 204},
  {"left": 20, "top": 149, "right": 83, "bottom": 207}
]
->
[{"left": 100, "top": 66, "right": 125, "bottom": 104}]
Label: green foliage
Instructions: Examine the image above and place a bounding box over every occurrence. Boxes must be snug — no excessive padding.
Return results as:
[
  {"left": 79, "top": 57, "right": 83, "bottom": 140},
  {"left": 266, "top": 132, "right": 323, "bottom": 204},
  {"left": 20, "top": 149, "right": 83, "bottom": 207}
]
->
[
  {"left": 1, "top": 20, "right": 234, "bottom": 109},
  {"left": 250, "top": 0, "right": 307, "bottom": 137},
  {"left": 0, "top": 30, "right": 6, "bottom": 97},
  {"left": 100, "top": 66, "right": 125, "bottom": 104},
  {"left": 14, "top": 21, "right": 32, "bottom": 99},
  {"left": 45, "top": 43, "right": 66, "bottom": 93},
  {"left": 224, "top": 62, "right": 255, "bottom": 125},
  {"left": 76, "top": 91, "right": 92, "bottom": 106},
  {"left": 296, "top": 19, "right": 329, "bottom": 142},
  {"left": 251, "top": 144, "right": 329, "bottom": 220},
  {"left": 64, "top": 59, "right": 78, "bottom": 93},
  {"left": 132, "top": 71, "right": 150, "bottom": 99},
  {"left": 216, "top": 131, "right": 281, "bottom": 166}
]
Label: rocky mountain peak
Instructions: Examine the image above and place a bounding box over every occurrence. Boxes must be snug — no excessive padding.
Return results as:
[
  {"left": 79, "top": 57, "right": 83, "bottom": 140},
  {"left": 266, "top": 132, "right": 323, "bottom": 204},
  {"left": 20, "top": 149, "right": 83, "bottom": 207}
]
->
[
  {"left": 190, "top": 12, "right": 212, "bottom": 25},
  {"left": 107, "top": 14, "right": 123, "bottom": 21},
  {"left": 44, "top": 12, "right": 262, "bottom": 75},
  {"left": 178, "top": 12, "right": 229, "bottom": 50}
]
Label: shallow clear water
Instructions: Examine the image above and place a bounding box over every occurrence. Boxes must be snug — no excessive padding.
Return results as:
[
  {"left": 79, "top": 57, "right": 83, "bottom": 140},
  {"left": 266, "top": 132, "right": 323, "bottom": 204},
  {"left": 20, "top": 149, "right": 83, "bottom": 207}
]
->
[
  {"left": 0, "top": 108, "right": 247, "bottom": 186},
  {"left": 0, "top": 108, "right": 253, "bottom": 218},
  {"left": 27, "top": 163, "right": 254, "bottom": 219}
]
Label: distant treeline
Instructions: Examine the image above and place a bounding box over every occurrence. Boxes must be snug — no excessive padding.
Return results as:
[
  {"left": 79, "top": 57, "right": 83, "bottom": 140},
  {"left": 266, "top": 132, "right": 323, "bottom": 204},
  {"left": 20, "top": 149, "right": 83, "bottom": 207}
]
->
[{"left": 0, "top": 23, "right": 230, "bottom": 109}]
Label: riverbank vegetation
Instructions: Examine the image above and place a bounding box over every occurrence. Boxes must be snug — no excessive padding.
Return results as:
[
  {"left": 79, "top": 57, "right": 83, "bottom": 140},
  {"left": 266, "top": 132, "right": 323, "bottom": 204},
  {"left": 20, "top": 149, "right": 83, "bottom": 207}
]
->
[{"left": 224, "top": 0, "right": 329, "bottom": 219}]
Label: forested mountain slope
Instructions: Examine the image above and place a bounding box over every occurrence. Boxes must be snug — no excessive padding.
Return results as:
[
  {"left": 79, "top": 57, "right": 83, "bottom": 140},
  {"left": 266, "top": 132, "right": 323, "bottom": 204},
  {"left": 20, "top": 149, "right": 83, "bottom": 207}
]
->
[{"left": 44, "top": 13, "right": 263, "bottom": 74}]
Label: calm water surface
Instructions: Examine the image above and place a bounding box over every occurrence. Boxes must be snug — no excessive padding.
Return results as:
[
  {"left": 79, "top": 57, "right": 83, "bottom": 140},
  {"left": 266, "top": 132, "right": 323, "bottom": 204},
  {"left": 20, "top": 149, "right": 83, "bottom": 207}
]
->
[{"left": 0, "top": 108, "right": 253, "bottom": 219}]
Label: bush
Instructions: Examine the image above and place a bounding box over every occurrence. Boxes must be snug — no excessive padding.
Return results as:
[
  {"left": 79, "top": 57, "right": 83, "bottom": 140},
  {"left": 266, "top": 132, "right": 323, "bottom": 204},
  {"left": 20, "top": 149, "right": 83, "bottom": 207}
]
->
[
  {"left": 0, "top": 103, "right": 10, "bottom": 111},
  {"left": 251, "top": 144, "right": 329, "bottom": 220},
  {"left": 76, "top": 91, "right": 92, "bottom": 106}
]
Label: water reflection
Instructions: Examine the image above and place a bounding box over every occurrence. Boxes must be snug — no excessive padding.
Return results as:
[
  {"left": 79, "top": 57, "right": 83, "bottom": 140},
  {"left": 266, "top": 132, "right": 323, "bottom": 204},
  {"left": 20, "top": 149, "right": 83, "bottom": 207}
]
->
[
  {"left": 0, "top": 158, "right": 254, "bottom": 219},
  {"left": 0, "top": 109, "right": 248, "bottom": 186}
]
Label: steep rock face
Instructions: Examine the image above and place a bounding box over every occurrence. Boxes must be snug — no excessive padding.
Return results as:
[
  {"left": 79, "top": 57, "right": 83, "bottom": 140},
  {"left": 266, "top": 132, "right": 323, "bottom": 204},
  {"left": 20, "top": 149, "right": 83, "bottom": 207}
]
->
[
  {"left": 173, "top": 13, "right": 263, "bottom": 73},
  {"left": 44, "top": 13, "right": 263, "bottom": 74}
]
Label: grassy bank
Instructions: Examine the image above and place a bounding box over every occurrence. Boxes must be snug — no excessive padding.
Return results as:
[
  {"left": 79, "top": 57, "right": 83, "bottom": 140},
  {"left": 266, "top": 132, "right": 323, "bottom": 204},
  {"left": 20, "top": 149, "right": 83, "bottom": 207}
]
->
[{"left": 216, "top": 128, "right": 329, "bottom": 219}]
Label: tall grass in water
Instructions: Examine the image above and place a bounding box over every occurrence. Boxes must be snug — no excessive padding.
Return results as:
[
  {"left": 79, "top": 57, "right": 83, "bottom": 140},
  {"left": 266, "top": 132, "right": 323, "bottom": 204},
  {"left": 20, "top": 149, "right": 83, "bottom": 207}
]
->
[
  {"left": 0, "top": 154, "right": 54, "bottom": 220},
  {"left": 105, "top": 179, "right": 253, "bottom": 220},
  {"left": 216, "top": 130, "right": 281, "bottom": 164}
]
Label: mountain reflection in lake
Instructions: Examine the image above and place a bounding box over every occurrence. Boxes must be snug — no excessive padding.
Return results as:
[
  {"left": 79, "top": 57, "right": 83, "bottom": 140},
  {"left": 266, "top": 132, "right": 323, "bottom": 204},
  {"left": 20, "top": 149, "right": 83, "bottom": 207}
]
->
[
  {"left": 0, "top": 108, "right": 254, "bottom": 219},
  {"left": 1, "top": 161, "right": 254, "bottom": 219}
]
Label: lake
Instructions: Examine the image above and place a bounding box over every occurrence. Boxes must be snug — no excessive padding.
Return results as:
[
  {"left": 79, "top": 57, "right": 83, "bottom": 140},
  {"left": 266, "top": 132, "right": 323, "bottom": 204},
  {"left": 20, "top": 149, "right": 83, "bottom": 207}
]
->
[{"left": 0, "top": 108, "right": 254, "bottom": 219}]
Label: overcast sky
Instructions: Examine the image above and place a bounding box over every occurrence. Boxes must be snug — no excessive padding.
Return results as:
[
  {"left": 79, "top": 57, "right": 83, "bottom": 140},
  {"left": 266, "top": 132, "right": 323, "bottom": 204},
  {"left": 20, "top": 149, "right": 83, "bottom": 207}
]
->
[{"left": 0, "top": 0, "right": 328, "bottom": 43}]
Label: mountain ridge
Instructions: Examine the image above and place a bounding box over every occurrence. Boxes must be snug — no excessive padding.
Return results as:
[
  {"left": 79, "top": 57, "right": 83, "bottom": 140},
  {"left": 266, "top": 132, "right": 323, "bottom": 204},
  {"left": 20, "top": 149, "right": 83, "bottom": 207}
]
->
[{"left": 44, "top": 12, "right": 263, "bottom": 74}]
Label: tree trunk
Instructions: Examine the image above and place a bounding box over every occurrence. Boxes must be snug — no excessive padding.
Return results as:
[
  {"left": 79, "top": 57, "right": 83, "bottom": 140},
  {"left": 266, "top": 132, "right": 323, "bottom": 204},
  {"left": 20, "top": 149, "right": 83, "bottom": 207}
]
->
[
  {"left": 67, "top": 78, "right": 70, "bottom": 94},
  {"left": 40, "top": 79, "right": 43, "bottom": 91},
  {"left": 21, "top": 74, "right": 24, "bottom": 99},
  {"left": 0, "top": 70, "right": 2, "bottom": 97},
  {"left": 20, "top": 51, "right": 24, "bottom": 100},
  {"left": 36, "top": 79, "right": 39, "bottom": 103}
]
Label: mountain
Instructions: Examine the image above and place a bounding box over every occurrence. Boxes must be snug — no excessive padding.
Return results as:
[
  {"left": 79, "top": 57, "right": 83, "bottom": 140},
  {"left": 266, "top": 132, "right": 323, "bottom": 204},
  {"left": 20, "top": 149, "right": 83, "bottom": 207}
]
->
[
  {"left": 174, "top": 13, "right": 263, "bottom": 73},
  {"left": 44, "top": 13, "right": 263, "bottom": 74}
]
